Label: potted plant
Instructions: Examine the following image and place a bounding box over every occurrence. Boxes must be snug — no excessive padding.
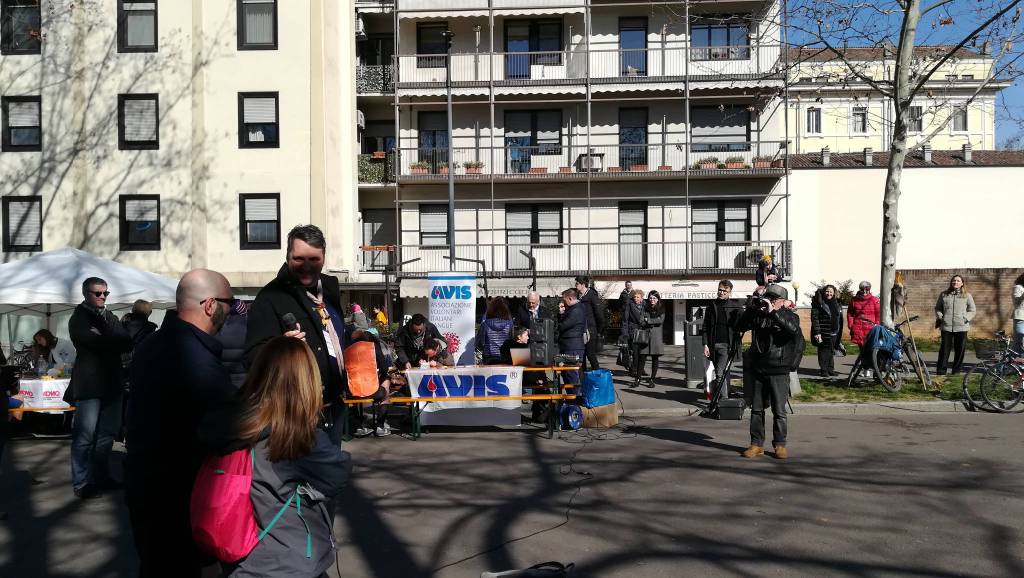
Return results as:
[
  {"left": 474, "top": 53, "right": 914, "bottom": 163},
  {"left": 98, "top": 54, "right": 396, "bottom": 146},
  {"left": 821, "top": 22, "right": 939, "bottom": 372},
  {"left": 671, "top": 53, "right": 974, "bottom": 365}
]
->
[
  {"left": 410, "top": 161, "right": 430, "bottom": 175},
  {"left": 629, "top": 163, "right": 649, "bottom": 172},
  {"left": 372, "top": 150, "right": 387, "bottom": 159},
  {"left": 724, "top": 156, "right": 745, "bottom": 169},
  {"left": 607, "top": 166, "right": 623, "bottom": 172},
  {"left": 697, "top": 156, "right": 718, "bottom": 170},
  {"left": 658, "top": 165, "right": 673, "bottom": 171},
  {"left": 772, "top": 157, "right": 786, "bottom": 168},
  {"left": 559, "top": 166, "right": 573, "bottom": 173},
  {"left": 752, "top": 155, "right": 773, "bottom": 169},
  {"left": 463, "top": 160, "right": 484, "bottom": 174},
  {"left": 439, "top": 164, "right": 450, "bottom": 175},
  {"left": 529, "top": 166, "right": 548, "bottom": 174}
]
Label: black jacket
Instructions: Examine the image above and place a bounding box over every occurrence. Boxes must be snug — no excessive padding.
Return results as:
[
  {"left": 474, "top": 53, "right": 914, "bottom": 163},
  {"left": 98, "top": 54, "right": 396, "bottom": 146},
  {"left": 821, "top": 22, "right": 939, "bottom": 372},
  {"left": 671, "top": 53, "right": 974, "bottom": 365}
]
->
[
  {"left": 737, "top": 306, "right": 803, "bottom": 375},
  {"left": 514, "top": 304, "right": 552, "bottom": 329},
  {"left": 618, "top": 289, "right": 631, "bottom": 312},
  {"left": 702, "top": 298, "right": 743, "bottom": 347},
  {"left": 65, "top": 304, "right": 133, "bottom": 401},
  {"left": 579, "top": 288, "right": 605, "bottom": 334},
  {"left": 395, "top": 321, "right": 445, "bottom": 368},
  {"left": 558, "top": 302, "right": 587, "bottom": 351},
  {"left": 621, "top": 300, "right": 645, "bottom": 342},
  {"left": 122, "top": 314, "right": 157, "bottom": 347},
  {"left": 246, "top": 265, "right": 347, "bottom": 402},
  {"left": 217, "top": 314, "right": 249, "bottom": 387},
  {"left": 810, "top": 291, "right": 844, "bottom": 345}
]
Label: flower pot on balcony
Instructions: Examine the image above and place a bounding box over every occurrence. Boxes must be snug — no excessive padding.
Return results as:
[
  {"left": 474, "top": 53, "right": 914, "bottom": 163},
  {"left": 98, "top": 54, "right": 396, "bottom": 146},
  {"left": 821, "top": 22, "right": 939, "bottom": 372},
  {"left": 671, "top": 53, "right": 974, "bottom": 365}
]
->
[
  {"left": 411, "top": 167, "right": 428, "bottom": 175},
  {"left": 372, "top": 151, "right": 386, "bottom": 159},
  {"left": 630, "top": 164, "right": 649, "bottom": 172},
  {"left": 465, "top": 167, "right": 482, "bottom": 174},
  {"left": 772, "top": 159, "right": 785, "bottom": 168},
  {"left": 725, "top": 161, "right": 745, "bottom": 169},
  {"left": 529, "top": 167, "right": 548, "bottom": 174},
  {"left": 559, "top": 166, "right": 573, "bottom": 173},
  {"left": 439, "top": 166, "right": 449, "bottom": 175},
  {"left": 753, "top": 160, "right": 772, "bottom": 169},
  {"left": 607, "top": 166, "right": 622, "bottom": 173},
  {"left": 658, "top": 165, "right": 673, "bottom": 171},
  {"left": 698, "top": 162, "right": 717, "bottom": 171}
]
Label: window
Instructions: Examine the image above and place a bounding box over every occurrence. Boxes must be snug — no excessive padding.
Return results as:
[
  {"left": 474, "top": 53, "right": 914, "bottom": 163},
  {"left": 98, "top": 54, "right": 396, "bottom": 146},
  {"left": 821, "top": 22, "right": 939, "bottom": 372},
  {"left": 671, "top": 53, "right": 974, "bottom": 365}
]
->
[
  {"left": 506, "top": 204, "right": 562, "bottom": 269},
  {"left": 952, "top": 104, "right": 968, "bottom": 132},
  {"left": 945, "top": 74, "right": 958, "bottom": 81},
  {"left": 361, "top": 121, "right": 395, "bottom": 155},
  {"left": 362, "top": 209, "right": 397, "bottom": 271},
  {"left": 908, "top": 105, "right": 923, "bottom": 133},
  {"left": 691, "top": 200, "right": 750, "bottom": 269},
  {"left": 619, "top": 17, "right": 647, "bottom": 76},
  {"left": 417, "top": 111, "right": 448, "bottom": 173},
  {"left": 238, "top": 92, "right": 279, "bottom": 148},
  {"left": 1, "top": 95, "right": 41, "bottom": 151},
  {"left": 416, "top": 22, "right": 447, "bottom": 68},
  {"left": 118, "top": 94, "right": 159, "bottom": 150},
  {"left": 806, "top": 107, "right": 821, "bottom": 134},
  {"left": 691, "top": 20, "right": 750, "bottom": 60},
  {"left": 238, "top": 0, "right": 277, "bottom": 50},
  {"left": 852, "top": 106, "right": 868, "bottom": 133},
  {"left": 1, "top": 0, "right": 41, "bottom": 55},
  {"left": 119, "top": 195, "right": 160, "bottom": 250},
  {"left": 619, "top": 202, "right": 647, "bottom": 269},
  {"left": 504, "top": 19, "right": 562, "bottom": 79},
  {"left": 239, "top": 193, "right": 280, "bottom": 249},
  {"left": 2, "top": 195, "right": 41, "bottom": 252},
  {"left": 504, "top": 110, "right": 562, "bottom": 173},
  {"left": 961, "top": 74, "right": 974, "bottom": 80},
  {"left": 419, "top": 204, "right": 448, "bottom": 247},
  {"left": 690, "top": 105, "right": 751, "bottom": 152},
  {"left": 117, "top": 1, "right": 157, "bottom": 53},
  {"left": 619, "top": 107, "right": 648, "bottom": 169}
]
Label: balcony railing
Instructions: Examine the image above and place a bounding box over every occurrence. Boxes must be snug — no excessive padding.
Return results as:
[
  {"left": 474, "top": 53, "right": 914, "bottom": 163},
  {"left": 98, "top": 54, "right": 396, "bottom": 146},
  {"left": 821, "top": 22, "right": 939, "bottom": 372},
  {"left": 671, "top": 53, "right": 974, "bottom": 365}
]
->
[
  {"left": 363, "top": 240, "right": 791, "bottom": 276},
  {"left": 394, "top": 142, "right": 786, "bottom": 179},
  {"left": 393, "top": 45, "right": 782, "bottom": 87},
  {"left": 357, "top": 64, "right": 395, "bottom": 93},
  {"left": 358, "top": 153, "right": 396, "bottom": 184}
]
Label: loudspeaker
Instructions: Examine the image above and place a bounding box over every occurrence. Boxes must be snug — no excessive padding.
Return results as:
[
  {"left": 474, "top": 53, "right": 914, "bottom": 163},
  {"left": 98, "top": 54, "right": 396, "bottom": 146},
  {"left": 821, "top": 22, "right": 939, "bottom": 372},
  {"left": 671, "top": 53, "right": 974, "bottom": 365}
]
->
[
  {"left": 529, "top": 318, "right": 554, "bottom": 343},
  {"left": 530, "top": 341, "right": 554, "bottom": 366}
]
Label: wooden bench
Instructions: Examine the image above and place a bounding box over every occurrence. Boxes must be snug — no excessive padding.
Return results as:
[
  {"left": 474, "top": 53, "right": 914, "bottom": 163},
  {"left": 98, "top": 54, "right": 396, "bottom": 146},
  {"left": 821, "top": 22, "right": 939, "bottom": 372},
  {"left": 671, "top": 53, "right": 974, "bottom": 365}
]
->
[{"left": 341, "top": 366, "right": 579, "bottom": 440}]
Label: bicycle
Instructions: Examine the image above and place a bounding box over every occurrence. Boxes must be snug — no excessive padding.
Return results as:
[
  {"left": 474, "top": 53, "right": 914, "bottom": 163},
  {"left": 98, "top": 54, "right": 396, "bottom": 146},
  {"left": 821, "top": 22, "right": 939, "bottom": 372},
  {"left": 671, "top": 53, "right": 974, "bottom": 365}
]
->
[
  {"left": 963, "top": 331, "right": 1024, "bottom": 413},
  {"left": 847, "top": 316, "right": 931, "bottom": 392}
]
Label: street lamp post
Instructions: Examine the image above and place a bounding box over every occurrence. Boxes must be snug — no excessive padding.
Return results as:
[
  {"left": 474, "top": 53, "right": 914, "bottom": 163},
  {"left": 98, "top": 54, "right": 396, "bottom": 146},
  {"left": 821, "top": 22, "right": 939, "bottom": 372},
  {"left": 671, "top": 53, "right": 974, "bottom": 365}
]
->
[{"left": 442, "top": 29, "right": 456, "bottom": 271}]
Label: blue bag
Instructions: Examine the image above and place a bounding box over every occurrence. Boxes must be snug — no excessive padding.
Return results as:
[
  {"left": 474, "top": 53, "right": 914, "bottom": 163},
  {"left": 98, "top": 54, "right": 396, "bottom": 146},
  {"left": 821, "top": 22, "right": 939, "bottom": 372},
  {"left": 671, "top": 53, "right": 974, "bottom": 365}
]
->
[
  {"left": 865, "top": 325, "right": 901, "bottom": 356},
  {"left": 581, "top": 369, "right": 615, "bottom": 408}
]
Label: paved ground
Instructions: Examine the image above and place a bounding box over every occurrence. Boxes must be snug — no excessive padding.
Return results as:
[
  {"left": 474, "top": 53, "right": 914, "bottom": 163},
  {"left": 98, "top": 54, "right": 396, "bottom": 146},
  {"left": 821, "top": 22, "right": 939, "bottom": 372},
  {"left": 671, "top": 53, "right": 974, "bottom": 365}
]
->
[{"left": 2, "top": 410, "right": 1023, "bottom": 577}]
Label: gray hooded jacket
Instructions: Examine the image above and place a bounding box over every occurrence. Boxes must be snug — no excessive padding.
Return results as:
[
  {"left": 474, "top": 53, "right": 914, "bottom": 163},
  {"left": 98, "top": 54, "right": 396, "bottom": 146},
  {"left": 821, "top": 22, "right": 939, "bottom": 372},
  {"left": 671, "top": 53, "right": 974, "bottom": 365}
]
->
[{"left": 935, "top": 290, "right": 977, "bottom": 333}]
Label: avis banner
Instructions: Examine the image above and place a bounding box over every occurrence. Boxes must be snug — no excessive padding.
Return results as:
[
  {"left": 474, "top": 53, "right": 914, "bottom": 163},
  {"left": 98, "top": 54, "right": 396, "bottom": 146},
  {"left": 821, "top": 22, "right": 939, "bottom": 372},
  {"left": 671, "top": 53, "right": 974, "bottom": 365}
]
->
[
  {"left": 427, "top": 272, "right": 477, "bottom": 365},
  {"left": 408, "top": 366, "right": 524, "bottom": 412}
]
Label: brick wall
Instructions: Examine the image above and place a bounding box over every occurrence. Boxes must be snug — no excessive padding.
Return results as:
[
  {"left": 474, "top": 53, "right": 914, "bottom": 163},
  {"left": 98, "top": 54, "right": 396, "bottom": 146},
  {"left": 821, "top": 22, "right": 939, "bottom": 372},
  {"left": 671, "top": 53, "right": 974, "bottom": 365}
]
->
[{"left": 794, "top": 268, "right": 1023, "bottom": 341}]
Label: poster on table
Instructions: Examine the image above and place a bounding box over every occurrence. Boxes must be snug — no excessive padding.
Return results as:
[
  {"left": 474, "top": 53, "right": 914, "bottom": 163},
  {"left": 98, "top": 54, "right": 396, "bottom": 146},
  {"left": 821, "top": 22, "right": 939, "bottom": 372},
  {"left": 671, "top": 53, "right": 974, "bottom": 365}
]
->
[
  {"left": 409, "top": 366, "right": 524, "bottom": 426},
  {"left": 18, "top": 378, "right": 72, "bottom": 413},
  {"left": 427, "top": 272, "right": 477, "bottom": 366}
]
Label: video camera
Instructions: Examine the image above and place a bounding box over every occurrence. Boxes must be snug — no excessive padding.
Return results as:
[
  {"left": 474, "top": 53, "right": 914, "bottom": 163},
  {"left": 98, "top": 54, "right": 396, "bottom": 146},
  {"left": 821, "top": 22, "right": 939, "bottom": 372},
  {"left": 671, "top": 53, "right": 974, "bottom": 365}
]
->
[{"left": 745, "top": 294, "right": 771, "bottom": 312}]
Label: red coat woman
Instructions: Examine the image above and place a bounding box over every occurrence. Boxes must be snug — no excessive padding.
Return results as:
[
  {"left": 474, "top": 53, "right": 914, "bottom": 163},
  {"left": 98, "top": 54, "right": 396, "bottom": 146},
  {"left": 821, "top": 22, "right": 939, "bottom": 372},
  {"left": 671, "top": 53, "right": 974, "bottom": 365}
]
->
[{"left": 846, "top": 282, "right": 880, "bottom": 346}]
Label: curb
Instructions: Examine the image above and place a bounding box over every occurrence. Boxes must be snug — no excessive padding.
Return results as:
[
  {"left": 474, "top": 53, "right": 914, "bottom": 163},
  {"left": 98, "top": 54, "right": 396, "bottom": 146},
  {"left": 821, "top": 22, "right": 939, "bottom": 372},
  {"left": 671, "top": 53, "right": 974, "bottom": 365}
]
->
[{"left": 623, "top": 400, "right": 971, "bottom": 417}]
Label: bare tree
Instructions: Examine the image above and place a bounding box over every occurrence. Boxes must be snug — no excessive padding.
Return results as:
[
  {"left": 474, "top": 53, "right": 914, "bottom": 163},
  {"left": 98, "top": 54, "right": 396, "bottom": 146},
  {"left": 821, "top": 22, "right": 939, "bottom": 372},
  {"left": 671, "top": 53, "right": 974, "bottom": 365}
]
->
[{"left": 788, "top": 0, "right": 1024, "bottom": 326}]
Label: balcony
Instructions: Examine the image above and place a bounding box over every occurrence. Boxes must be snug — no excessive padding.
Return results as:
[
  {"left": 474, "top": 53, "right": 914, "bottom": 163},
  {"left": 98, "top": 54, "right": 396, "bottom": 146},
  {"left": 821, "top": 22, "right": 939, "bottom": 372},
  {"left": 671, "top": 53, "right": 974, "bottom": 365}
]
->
[
  {"left": 364, "top": 240, "right": 791, "bottom": 278},
  {"left": 357, "top": 64, "right": 394, "bottom": 94},
  {"left": 358, "top": 153, "right": 396, "bottom": 184},
  {"left": 394, "top": 45, "right": 783, "bottom": 90},
  {"left": 394, "top": 142, "right": 786, "bottom": 181}
]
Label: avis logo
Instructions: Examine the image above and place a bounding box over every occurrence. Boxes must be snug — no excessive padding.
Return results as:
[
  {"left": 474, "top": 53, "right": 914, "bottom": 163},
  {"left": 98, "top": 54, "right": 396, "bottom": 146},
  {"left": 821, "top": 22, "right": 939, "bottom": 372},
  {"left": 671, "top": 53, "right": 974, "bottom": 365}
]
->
[
  {"left": 431, "top": 285, "right": 472, "bottom": 300},
  {"left": 418, "top": 374, "right": 510, "bottom": 397}
]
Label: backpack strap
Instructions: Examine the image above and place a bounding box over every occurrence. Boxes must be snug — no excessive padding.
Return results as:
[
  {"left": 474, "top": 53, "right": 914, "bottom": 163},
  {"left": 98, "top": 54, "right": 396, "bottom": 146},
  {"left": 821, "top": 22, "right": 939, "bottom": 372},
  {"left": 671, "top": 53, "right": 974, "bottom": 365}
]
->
[
  {"left": 294, "top": 487, "right": 313, "bottom": 559},
  {"left": 250, "top": 448, "right": 314, "bottom": 558}
]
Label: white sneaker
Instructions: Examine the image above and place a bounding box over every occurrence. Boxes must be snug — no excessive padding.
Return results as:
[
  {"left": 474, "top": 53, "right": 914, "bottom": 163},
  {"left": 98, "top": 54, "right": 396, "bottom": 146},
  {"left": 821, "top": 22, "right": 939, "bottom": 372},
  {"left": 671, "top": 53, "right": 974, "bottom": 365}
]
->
[
  {"left": 354, "top": 427, "right": 374, "bottom": 437},
  {"left": 375, "top": 424, "right": 391, "bottom": 437}
]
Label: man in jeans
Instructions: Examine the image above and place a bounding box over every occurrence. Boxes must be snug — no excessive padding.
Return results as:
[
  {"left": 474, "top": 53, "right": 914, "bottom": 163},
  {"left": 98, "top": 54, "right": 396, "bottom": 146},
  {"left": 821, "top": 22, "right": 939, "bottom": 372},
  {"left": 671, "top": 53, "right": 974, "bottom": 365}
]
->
[
  {"left": 65, "top": 277, "right": 133, "bottom": 499},
  {"left": 702, "top": 279, "right": 743, "bottom": 402}
]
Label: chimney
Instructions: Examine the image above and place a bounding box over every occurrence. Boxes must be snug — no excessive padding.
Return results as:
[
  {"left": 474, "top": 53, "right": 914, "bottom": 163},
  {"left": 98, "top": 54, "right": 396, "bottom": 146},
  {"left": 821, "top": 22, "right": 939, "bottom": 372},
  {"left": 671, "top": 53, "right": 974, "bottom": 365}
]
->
[
  {"left": 821, "top": 146, "right": 831, "bottom": 167},
  {"left": 962, "top": 143, "right": 973, "bottom": 163},
  {"left": 922, "top": 144, "right": 932, "bottom": 164},
  {"left": 863, "top": 147, "right": 873, "bottom": 166}
]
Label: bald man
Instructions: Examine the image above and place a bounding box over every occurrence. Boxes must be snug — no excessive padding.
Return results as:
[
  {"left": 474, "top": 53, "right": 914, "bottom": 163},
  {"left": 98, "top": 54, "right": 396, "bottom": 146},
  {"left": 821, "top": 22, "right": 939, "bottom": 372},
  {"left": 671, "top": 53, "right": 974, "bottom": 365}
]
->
[{"left": 125, "top": 269, "right": 236, "bottom": 577}]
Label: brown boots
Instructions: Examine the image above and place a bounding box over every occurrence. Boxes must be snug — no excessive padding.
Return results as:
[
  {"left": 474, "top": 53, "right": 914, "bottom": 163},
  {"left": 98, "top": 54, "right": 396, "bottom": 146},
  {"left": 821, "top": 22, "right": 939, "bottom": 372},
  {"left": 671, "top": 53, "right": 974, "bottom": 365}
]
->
[{"left": 741, "top": 445, "right": 788, "bottom": 459}]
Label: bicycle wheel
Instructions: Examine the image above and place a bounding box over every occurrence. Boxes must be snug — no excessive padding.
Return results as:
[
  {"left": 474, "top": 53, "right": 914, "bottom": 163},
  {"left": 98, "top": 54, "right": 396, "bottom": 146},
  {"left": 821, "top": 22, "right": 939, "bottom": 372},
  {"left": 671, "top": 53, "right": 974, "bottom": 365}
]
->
[
  {"left": 872, "top": 348, "right": 903, "bottom": 392},
  {"left": 962, "top": 363, "right": 992, "bottom": 411},
  {"left": 914, "top": 349, "right": 933, "bottom": 388},
  {"left": 979, "top": 362, "right": 1024, "bottom": 413},
  {"left": 847, "top": 355, "right": 862, "bottom": 387}
]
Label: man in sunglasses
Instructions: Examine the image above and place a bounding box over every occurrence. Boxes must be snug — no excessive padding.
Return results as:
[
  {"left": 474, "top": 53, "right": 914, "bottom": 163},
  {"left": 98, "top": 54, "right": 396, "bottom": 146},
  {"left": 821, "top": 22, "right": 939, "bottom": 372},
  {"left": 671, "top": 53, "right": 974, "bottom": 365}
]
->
[
  {"left": 246, "top": 224, "right": 350, "bottom": 444},
  {"left": 65, "top": 277, "right": 133, "bottom": 500}
]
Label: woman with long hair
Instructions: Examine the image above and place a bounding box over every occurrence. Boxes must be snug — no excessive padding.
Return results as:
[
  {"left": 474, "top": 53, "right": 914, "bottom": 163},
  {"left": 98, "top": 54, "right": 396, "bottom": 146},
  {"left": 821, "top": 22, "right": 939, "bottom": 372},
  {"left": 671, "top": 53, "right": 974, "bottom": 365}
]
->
[
  {"left": 1012, "top": 273, "right": 1024, "bottom": 352},
  {"left": 479, "top": 297, "right": 514, "bottom": 365},
  {"left": 226, "top": 336, "right": 352, "bottom": 578},
  {"left": 935, "top": 274, "right": 976, "bottom": 375},
  {"left": 634, "top": 290, "right": 665, "bottom": 388},
  {"left": 622, "top": 289, "right": 645, "bottom": 383},
  {"left": 811, "top": 285, "right": 844, "bottom": 378}
]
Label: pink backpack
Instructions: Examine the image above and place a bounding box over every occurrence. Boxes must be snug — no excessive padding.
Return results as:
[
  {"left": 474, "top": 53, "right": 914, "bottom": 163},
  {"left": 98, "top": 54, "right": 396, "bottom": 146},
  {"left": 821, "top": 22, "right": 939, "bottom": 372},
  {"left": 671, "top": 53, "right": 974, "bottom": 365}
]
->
[{"left": 190, "top": 449, "right": 260, "bottom": 562}]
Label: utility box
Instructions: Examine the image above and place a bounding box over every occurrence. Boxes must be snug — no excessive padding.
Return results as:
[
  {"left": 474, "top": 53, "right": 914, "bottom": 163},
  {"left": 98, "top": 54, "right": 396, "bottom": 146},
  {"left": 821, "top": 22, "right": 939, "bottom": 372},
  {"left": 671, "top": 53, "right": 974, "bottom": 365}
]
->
[{"left": 684, "top": 310, "right": 707, "bottom": 388}]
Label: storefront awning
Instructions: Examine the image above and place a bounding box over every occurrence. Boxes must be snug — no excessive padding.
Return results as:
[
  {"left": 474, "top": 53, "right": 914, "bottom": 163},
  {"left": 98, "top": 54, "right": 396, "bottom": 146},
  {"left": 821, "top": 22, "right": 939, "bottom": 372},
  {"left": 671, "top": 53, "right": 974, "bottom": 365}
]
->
[
  {"left": 400, "top": 277, "right": 576, "bottom": 298},
  {"left": 594, "top": 279, "right": 760, "bottom": 301}
]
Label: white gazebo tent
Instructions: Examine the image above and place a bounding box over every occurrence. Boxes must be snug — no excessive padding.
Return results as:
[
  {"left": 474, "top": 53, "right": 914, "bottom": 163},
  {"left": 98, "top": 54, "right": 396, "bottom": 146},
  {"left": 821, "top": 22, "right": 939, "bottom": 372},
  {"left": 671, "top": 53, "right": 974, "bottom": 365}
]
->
[{"left": 0, "top": 248, "right": 178, "bottom": 349}]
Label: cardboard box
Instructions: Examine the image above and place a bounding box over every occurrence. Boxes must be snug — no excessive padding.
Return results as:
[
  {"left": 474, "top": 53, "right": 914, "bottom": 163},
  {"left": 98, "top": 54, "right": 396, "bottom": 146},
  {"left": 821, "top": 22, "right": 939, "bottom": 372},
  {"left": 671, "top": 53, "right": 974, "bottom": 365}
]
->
[{"left": 582, "top": 402, "right": 620, "bottom": 428}]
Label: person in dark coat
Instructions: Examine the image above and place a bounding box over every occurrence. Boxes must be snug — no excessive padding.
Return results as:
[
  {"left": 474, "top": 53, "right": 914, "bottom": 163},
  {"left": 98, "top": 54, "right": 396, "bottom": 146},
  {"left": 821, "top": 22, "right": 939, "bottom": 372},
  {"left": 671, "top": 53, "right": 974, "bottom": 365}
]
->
[
  {"left": 479, "top": 297, "right": 514, "bottom": 365},
  {"left": 394, "top": 314, "right": 445, "bottom": 369},
  {"left": 811, "top": 285, "right": 844, "bottom": 378},
  {"left": 216, "top": 300, "right": 250, "bottom": 387},
  {"left": 201, "top": 337, "right": 351, "bottom": 578},
  {"left": 415, "top": 337, "right": 455, "bottom": 367},
  {"left": 514, "top": 291, "right": 551, "bottom": 328},
  {"left": 702, "top": 280, "right": 743, "bottom": 401},
  {"left": 621, "top": 289, "right": 645, "bottom": 379},
  {"left": 575, "top": 275, "right": 605, "bottom": 371},
  {"left": 245, "top": 225, "right": 350, "bottom": 446},
  {"left": 121, "top": 300, "right": 158, "bottom": 347},
  {"left": 633, "top": 290, "right": 666, "bottom": 388},
  {"left": 65, "top": 277, "right": 133, "bottom": 499},
  {"left": 124, "top": 269, "right": 237, "bottom": 577},
  {"left": 617, "top": 281, "right": 634, "bottom": 312},
  {"left": 499, "top": 325, "right": 531, "bottom": 365},
  {"left": 558, "top": 288, "right": 587, "bottom": 386}
]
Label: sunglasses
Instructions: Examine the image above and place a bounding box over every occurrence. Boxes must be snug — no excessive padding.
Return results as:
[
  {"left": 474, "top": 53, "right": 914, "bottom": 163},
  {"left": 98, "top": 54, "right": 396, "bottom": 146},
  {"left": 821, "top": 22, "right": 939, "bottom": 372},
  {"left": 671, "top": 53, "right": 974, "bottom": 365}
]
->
[
  {"left": 202, "top": 297, "right": 237, "bottom": 308},
  {"left": 92, "top": 291, "right": 110, "bottom": 298}
]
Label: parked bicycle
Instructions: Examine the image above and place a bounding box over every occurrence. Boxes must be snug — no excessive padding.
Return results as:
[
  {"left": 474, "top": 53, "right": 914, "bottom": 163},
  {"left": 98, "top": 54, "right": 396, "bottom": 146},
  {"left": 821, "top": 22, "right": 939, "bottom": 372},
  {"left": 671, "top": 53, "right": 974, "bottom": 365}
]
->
[
  {"left": 847, "top": 315, "right": 932, "bottom": 392},
  {"left": 962, "top": 331, "right": 1024, "bottom": 412}
]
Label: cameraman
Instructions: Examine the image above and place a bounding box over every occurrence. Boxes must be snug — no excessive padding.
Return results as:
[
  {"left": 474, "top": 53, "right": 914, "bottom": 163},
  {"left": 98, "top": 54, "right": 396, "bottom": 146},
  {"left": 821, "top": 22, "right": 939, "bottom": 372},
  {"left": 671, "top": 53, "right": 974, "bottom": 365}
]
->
[{"left": 737, "top": 285, "right": 803, "bottom": 460}]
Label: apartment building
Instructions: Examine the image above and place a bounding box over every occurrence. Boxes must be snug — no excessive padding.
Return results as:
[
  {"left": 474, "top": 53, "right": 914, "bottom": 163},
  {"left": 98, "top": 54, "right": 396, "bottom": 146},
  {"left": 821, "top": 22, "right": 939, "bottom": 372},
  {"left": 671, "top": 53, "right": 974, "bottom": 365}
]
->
[{"left": 0, "top": 0, "right": 360, "bottom": 293}]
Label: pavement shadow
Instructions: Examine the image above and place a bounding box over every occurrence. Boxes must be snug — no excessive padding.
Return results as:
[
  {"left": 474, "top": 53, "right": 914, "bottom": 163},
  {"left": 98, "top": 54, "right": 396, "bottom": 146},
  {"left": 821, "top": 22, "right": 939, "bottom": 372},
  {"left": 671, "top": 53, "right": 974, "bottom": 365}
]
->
[{"left": 633, "top": 426, "right": 747, "bottom": 454}]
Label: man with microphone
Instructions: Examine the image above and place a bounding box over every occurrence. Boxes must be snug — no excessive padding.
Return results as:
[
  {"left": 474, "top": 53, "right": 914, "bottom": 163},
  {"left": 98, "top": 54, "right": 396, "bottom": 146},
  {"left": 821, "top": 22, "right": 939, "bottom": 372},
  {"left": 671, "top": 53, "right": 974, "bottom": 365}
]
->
[{"left": 245, "top": 224, "right": 349, "bottom": 444}]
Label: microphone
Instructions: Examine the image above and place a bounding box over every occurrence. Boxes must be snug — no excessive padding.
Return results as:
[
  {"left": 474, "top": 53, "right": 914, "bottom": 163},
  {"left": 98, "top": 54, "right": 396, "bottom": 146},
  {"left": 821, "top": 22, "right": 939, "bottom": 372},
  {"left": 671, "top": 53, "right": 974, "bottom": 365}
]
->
[{"left": 282, "top": 313, "right": 299, "bottom": 332}]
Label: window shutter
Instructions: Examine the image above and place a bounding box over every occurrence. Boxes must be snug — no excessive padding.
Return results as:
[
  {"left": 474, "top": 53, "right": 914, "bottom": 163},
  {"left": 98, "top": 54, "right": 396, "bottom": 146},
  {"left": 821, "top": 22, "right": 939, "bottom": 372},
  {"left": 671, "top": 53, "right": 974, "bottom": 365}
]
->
[
  {"left": 691, "top": 203, "right": 718, "bottom": 223},
  {"left": 125, "top": 198, "right": 158, "bottom": 221},
  {"left": 7, "top": 199, "right": 41, "bottom": 247},
  {"left": 7, "top": 100, "right": 40, "bottom": 127},
  {"left": 124, "top": 3, "right": 157, "bottom": 47},
  {"left": 243, "top": 97, "right": 277, "bottom": 123},
  {"left": 619, "top": 206, "right": 646, "bottom": 226},
  {"left": 124, "top": 98, "right": 157, "bottom": 142},
  {"left": 505, "top": 207, "right": 532, "bottom": 230},
  {"left": 420, "top": 205, "right": 447, "bottom": 232},
  {"left": 536, "top": 206, "right": 560, "bottom": 230},
  {"left": 243, "top": 0, "right": 275, "bottom": 45},
  {"left": 244, "top": 197, "right": 278, "bottom": 221}
]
